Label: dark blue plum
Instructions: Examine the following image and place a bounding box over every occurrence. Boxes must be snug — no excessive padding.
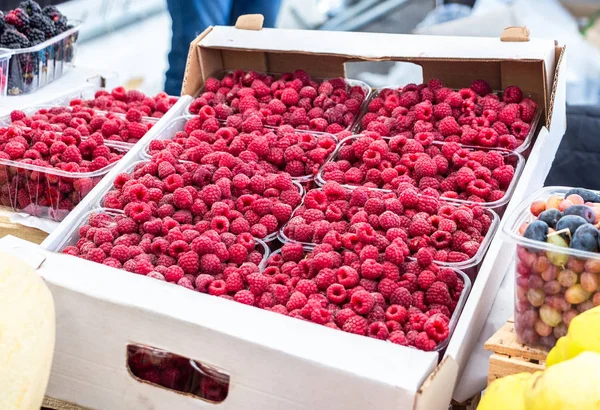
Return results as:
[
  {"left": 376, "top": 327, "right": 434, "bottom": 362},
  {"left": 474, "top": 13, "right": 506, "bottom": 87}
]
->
[
  {"left": 563, "top": 205, "right": 596, "bottom": 224},
  {"left": 571, "top": 224, "right": 599, "bottom": 252},
  {"left": 538, "top": 209, "right": 562, "bottom": 229},
  {"left": 523, "top": 220, "right": 549, "bottom": 243},
  {"left": 556, "top": 215, "right": 588, "bottom": 238},
  {"left": 564, "top": 188, "right": 600, "bottom": 203}
]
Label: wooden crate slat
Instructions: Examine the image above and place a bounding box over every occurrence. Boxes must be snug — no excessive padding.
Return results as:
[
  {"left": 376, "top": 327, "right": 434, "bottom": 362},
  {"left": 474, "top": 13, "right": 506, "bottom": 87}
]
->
[
  {"left": 484, "top": 320, "right": 548, "bottom": 362},
  {"left": 488, "top": 353, "right": 544, "bottom": 385}
]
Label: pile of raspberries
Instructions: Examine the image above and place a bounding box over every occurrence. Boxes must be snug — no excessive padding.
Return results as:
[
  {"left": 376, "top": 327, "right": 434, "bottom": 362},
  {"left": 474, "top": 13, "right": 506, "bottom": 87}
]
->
[
  {"left": 146, "top": 115, "right": 338, "bottom": 178},
  {"left": 320, "top": 133, "right": 517, "bottom": 203},
  {"left": 261, "top": 243, "right": 464, "bottom": 350},
  {"left": 0, "top": 120, "right": 126, "bottom": 219},
  {"left": 361, "top": 80, "right": 537, "bottom": 151},
  {"left": 188, "top": 70, "right": 368, "bottom": 134},
  {"left": 101, "top": 159, "right": 302, "bottom": 240},
  {"left": 0, "top": 1, "right": 72, "bottom": 48},
  {"left": 9, "top": 105, "right": 153, "bottom": 144},
  {"left": 283, "top": 181, "right": 493, "bottom": 264},
  {"left": 69, "top": 86, "right": 178, "bottom": 120}
]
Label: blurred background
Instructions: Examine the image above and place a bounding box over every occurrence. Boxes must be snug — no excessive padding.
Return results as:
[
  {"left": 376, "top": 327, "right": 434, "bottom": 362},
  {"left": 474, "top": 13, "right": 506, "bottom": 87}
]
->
[{"left": 36, "top": 0, "right": 600, "bottom": 105}]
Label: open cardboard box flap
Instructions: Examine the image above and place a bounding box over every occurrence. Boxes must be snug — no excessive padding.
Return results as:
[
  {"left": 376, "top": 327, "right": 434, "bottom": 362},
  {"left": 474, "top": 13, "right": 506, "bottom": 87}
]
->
[{"left": 183, "top": 23, "right": 563, "bottom": 128}]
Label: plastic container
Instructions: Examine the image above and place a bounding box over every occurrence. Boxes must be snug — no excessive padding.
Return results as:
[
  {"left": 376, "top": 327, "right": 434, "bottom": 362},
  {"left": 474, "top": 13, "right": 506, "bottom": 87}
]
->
[
  {"left": 0, "top": 143, "right": 128, "bottom": 222},
  {"left": 260, "top": 245, "right": 471, "bottom": 353},
  {"left": 141, "top": 116, "right": 338, "bottom": 183},
  {"left": 184, "top": 70, "right": 372, "bottom": 133},
  {"left": 127, "top": 344, "right": 194, "bottom": 393},
  {"left": 6, "top": 22, "right": 81, "bottom": 96},
  {"left": 278, "top": 187, "right": 500, "bottom": 281},
  {"left": 355, "top": 86, "right": 542, "bottom": 157},
  {"left": 503, "top": 186, "right": 600, "bottom": 350},
  {"left": 96, "top": 159, "right": 303, "bottom": 244},
  {"left": 316, "top": 135, "right": 525, "bottom": 216},
  {"left": 0, "top": 48, "right": 11, "bottom": 97}
]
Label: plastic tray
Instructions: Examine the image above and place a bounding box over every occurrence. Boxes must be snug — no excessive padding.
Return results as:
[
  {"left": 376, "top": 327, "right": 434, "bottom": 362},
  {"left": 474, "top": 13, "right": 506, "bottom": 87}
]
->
[
  {"left": 141, "top": 116, "right": 338, "bottom": 183},
  {"left": 503, "top": 186, "right": 600, "bottom": 350},
  {"left": 260, "top": 245, "right": 471, "bottom": 353},
  {"left": 55, "top": 208, "right": 270, "bottom": 265},
  {"left": 6, "top": 21, "right": 81, "bottom": 96},
  {"left": 184, "top": 70, "right": 372, "bottom": 133},
  {"left": 0, "top": 48, "right": 11, "bottom": 97},
  {"left": 316, "top": 135, "right": 525, "bottom": 216},
  {"left": 356, "top": 85, "right": 543, "bottom": 157},
  {"left": 96, "top": 159, "right": 303, "bottom": 243},
  {"left": 0, "top": 142, "right": 128, "bottom": 222},
  {"left": 278, "top": 187, "right": 500, "bottom": 280}
]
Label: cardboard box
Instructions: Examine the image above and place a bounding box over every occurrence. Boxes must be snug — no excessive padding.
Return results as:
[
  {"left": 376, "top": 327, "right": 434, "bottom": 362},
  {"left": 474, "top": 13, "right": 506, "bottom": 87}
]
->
[{"left": 34, "top": 22, "right": 566, "bottom": 409}]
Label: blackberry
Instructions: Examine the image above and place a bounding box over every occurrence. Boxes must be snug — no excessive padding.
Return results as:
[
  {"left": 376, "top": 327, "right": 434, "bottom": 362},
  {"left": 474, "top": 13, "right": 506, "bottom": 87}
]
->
[
  {"left": 29, "top": 13, "right": 54, "bottom": 38},
  {"left": 24, "top": 27, "right": 44, "bottom": 45},
  {"left": 5, "top": 8, "right": 30, "bottom": 30},
  {"left": 0, "top": 28, "right": 30, "bottom": 49},
  {"left": 19, "top": 0, "right": 42, "bottom": 16},
  {"left": 0, "top": 12, "right": 6, "bottom": 36}
]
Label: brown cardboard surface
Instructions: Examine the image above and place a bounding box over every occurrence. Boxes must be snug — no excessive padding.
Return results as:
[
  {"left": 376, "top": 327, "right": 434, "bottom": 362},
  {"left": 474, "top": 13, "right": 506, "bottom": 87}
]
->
[
  {"left": 234, "top": 14, "right": 264, "bottom": 31},
  {"left": 500, "top": 26, "right": 530, "bottom": 42}
]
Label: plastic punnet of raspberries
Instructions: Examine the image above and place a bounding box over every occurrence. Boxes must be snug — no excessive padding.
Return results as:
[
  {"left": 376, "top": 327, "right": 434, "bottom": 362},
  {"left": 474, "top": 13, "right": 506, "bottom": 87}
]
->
[
  {"left": 61, "top": 210, "right": 266, "bottom": 285},
  {"left": 319, "top": 134, "right": 517, "bottom": 203},
  {"left": 0, "top": 121, "right": 127, "bottom": 220},
  {"left": 187, "top": 69, "right": 367, "bottom": 134},
  {"left": 69, "top": 87, "right": 178, "bottom": 119},
  {"left": 256, "top": 243, "right": 466, "bottom": 351},
  {"left": 102, "top": 159, "right": 301, "bottom": 239},
  {"left": 146, "top": 117, "right": 338, "bottom": 179},
  {"left": 9, "top": 106, "right": 153, "bottom": 144},
  {"left": 282, "top": 181, "right": 492, "bottom": 264},
  {"left": 360, "top": 79, "right": 537, "bottom": 151}
]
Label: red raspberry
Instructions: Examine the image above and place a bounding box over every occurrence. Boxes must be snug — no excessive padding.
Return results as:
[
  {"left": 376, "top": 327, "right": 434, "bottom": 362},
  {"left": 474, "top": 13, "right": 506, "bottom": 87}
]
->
[
  {"left": 367, "top": 321, "right": 389, "bottom": 340},
  {"left": 127, "top": 122, "right": 149, "bottom": 140},
  {"left": 234, "top": 290, "right": 255, "bottom": 305},
  {"left": 286, "top": 291, "right": 308, "bottom": 310},
  {"left": 502, "top": 85, "right": 523, "bottom": 104},
  {"left": 498, "top": 104, "right": 520, "bottom": 125},
  {"left": 337, "top": 266, "right": 360, "bottom": 288},
  {"left": 408, "top": 218, "right": 432, "bottom": 237},
  {"left": 342, "top": 315, "right": 368, "bottom": 336},
  {"left": 438, "top": 117, "right": 460, "bottom": 137},
  {"left": 125, "top": 202, "right": 152, "bottom": 224},
  {"left": 360, "top": 259, "right": 383, "bottom": 280},
  {"left": 349, "top": 290, "right": 374, "bottom": 315},
  {"left": 388, "top": 330, "right": 408, "bottom": 345},
  {"left": 424, "top": 314, "right": 450, "bottom": 342},
  {"left": 436, "top": 269, "right": 459, "bottom": 289},
  {"left": 415, "top": 248, "right": 433, "bottom": 267},
  {"left": 399, "top": 189, "right": 419, "bottom": 208},
  {"left": 470, "top": 79, "right": 491, "bottom": 96},
  {"left": 414, "top": 332, "right": 437, "bottom": 351},
  {"left": 466, "top": 179, "right": 491, "bottom": 199},
  {"left": 295, "top": 279, "right": 318, "bottom": 297},
  {"left": 177, "top": 251, "right": 199, "bottom": 275},
  {"left": 390, "top": 287, "right": 412, "bottom": 308},
  {"left": 425, "top": 281, "right": 452, "bottom": 306},
  {"left": 326, "top": 283, "right": 347, "bottom": 305},
  {"left": 385, "top": 304, "right": 408, "bottom": 323},
  {"left": 165, "top": 266, "right": 184, "bottom": 283}
]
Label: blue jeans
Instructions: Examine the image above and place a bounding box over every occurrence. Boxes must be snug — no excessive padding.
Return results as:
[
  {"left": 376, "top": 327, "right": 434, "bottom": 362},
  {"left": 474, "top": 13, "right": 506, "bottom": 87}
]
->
[{"left": 165, "top": 0, "right": 282, "bottom": 95}]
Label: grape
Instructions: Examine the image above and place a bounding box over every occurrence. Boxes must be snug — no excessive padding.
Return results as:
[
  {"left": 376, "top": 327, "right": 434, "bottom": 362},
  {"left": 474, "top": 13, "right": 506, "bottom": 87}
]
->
[
  {"left": 554, "top": 323, "right": 568, "bottom": 339},
  {"left": 540, "top": 263, "right": 558, "bottom": 281},
  {"left": 585, "top": 258, "right": 600, "bottom": 274},
  {"left": 558, "top": 269, "right": 578, "bottom": 288},
  {"left": 593, "top": 292, "right": 600, "bottom": 307},
  {"left": 565, "top": 284, "right": 591, "bottom": 304},
  {"left": 545, "top": 295, "right": 571, "bottom": 312},
  {"left": 567, "top": 257, "right": 586, "bottom": 273},
  {"left": 562, "top": 309, "right": 578, "bottom": 327},
  {"left": 535, "top": 319, "right": 553, "bottom": 337},
  {"left": 580, "top": 272, "right": 599, "bottom": 293},
  {"left": 528, "top": 274, "right": 544, "bottom": 290},
  {"left": 546, "top": 235, "right": 569, "bottom": 266},
  {"left": 527, "top": 288, "right": 545, "bottom": 307},
  {"left": 540, "top": 304, "right": 562, "bottom": 327},
  {"left": 543, "top": 280, "right": 561, "bottom": 295},
  {"left": 577, "top": 300, "right": 594, "bottom": 313},
  {"left": 532, "top": 255, "right": 549, "bottom": 274}
]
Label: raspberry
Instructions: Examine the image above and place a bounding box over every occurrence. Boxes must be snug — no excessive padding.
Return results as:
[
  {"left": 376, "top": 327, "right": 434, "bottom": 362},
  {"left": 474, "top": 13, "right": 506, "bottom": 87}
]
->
[
  {"left": 388, "top": 330, "right": 408, "bottom": 345},
  {"left": 349, "top": 290, "right": 374, "bottom": 315},
  {"left": 177, "top": 251, "right": 199, "bottom": 275},
  {"left": 385, "top": 304, "right": 408, "bottom": 323},
  {"left": 424, "top": 314, "right": 450, "bottom": 342},
  {"left": 336, "top": 266, "right": 360, "bottom": 288},
  {"left": 498, "top": 104, "right": 520, "bottom": 125},
  {"left": 425, "top": 281, "right": 452, "bottom": 306},
  {"left": 234, "top": 290, "right": 255, "bottom": 305},
  {"left": 390, "top": 287, "right": 412, "bottom": 308},
  {"left": 503, "top": 85, "right": 523, "bottom": 104},
  {"left": 408, "top": 218, "right": 432, "bottom": 237},
  {"left": 286, "top": 291, "right": 308, "bottom": 310},
  {"left": 414, "top": 332, "right": 437, "bottom": 351},
  {"left": 342, "top": 315, "right": 368, "bottom": 336},
  {"left": 165, "top": 266, "right": 184, "bottom": 283},
  {"left": 470, "top": 79, "right": 491, "bottom": 96},
  {"left": 437, "top": 269, "right": 459, "bottom": 289},
  {"left": 492, "top": 165, "right": 514, "bottom": 189}
]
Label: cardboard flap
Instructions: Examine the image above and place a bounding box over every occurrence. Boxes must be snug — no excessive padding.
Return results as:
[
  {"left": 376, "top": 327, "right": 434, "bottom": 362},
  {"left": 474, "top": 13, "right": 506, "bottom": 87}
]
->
[
  {"left": 235, "top": 14, "right": 264, "bottom": 31},
  {"left": 501, "top": 26, "right": 530, "bottom": 42},
  {"left": 414, "top": 356, "right": 459, "bottom": 410}
]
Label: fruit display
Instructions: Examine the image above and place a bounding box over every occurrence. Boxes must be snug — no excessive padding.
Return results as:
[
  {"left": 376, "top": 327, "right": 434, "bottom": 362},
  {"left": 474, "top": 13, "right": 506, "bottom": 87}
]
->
[
  {"left": 361, "top": 80, "right": 539, "bottom": 153},
  {"left": 318, "top": 134, "right": 522, "bottom": 211},
  {"left": 0, "top": 120, "right": 128, "bottom": 221},
  {"left": 477, "top": 351, "right": 600, "bottom": 410},
  {"left": 0, "top": 1, "right": 80, "bottom": 95},
  {"left": 68, "top": 86, "right": 179, "bottom": 120},
  {"left": 0, "top": 252, "right": 55, "bottom": 410},
  {"left": 281, "top": 181, "right": 498, "bottom": 272},
  {"left": 505, "top": 187, "right": 600, "bottom": 349},
  {"left": 99, "top": 160, "right": 302, "bottom": 241},
  {"left": 7, "top": 106, "right": 154, "bottom": 144},
  {"left": 145, "top": 115, "right": 339, "bottom": 180},
  {"left": 259, "top": 243, "right": 469, "bottom": 351},
  {"left": 187, "top": 70, "right": 370, "bottom": 134}
]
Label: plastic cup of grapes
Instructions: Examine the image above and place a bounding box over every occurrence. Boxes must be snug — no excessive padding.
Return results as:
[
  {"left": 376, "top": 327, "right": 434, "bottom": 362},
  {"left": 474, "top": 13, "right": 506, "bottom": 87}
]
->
[{"left": 503, "top": 186, "right": 600, "bottom": 350}]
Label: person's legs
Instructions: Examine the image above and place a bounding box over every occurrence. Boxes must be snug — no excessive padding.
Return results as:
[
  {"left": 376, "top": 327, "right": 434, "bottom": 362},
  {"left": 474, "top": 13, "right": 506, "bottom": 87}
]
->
[
  {"left": 227, "top": 0, "right": 282, "bottom": 27},
  {"left": 164, "top": 0, "right": 232, "bottom": 95}
]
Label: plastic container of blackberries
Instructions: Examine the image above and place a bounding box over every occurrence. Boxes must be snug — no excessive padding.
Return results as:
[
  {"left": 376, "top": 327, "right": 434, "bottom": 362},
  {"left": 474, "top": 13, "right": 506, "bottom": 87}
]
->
[
  {"left": 355, "top": 86, "right": 542, "bottom": 157},
  {"left": 0, "top": 142, "right": 129, "bottom": 222},
  {"left": 278, "top": 187, "right": 500, "bottom": 281},
  {"left": 184, "top": 70, "right": 372, "bottom": 133},
  {"left": 95, "top": 159, "right": 303, "bottom": 245},
  {"left": 55, "top": 208, "right": 270, "bottom": 265},
  {"left": 5, "top": 21, "right": 82, "bottom": 96},
  {"left": 316, "top": 135, "right": 525, "bottom": 217},
  {"left": 260, "top": 245, "right": 472, "bottom": 353},
  {"left": 140, "top": 116, "right": 339, "bottom": 183},
  {"left": 0, "top": 48, "right": 12, "bottom": 97},
  {"left": 503, "top": 186, "right": 600, "bottom": 350}
]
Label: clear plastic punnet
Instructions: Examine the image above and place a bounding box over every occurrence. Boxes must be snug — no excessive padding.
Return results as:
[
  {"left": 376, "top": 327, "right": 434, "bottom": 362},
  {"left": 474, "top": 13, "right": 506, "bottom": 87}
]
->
[
  {"left": 184, "top": 70, "right": 372, "bottom": 133},
  {"left": 355, "top": 86, "right": 542, "bottom": 157},
  {"left": 5, "top": 22, "right": 81, "bottom": 95},
  {"left": 0, "top": 48, "right": 11, "bottom": 97},
  {"left": 503, "top": 186, "right": 600, "bottom": 350},
  {"left": 260, "top": 245, "right": 471, "bottom": 353},
  {"left": 316, "top": 135, "right": 525, "bottom": 216}
]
